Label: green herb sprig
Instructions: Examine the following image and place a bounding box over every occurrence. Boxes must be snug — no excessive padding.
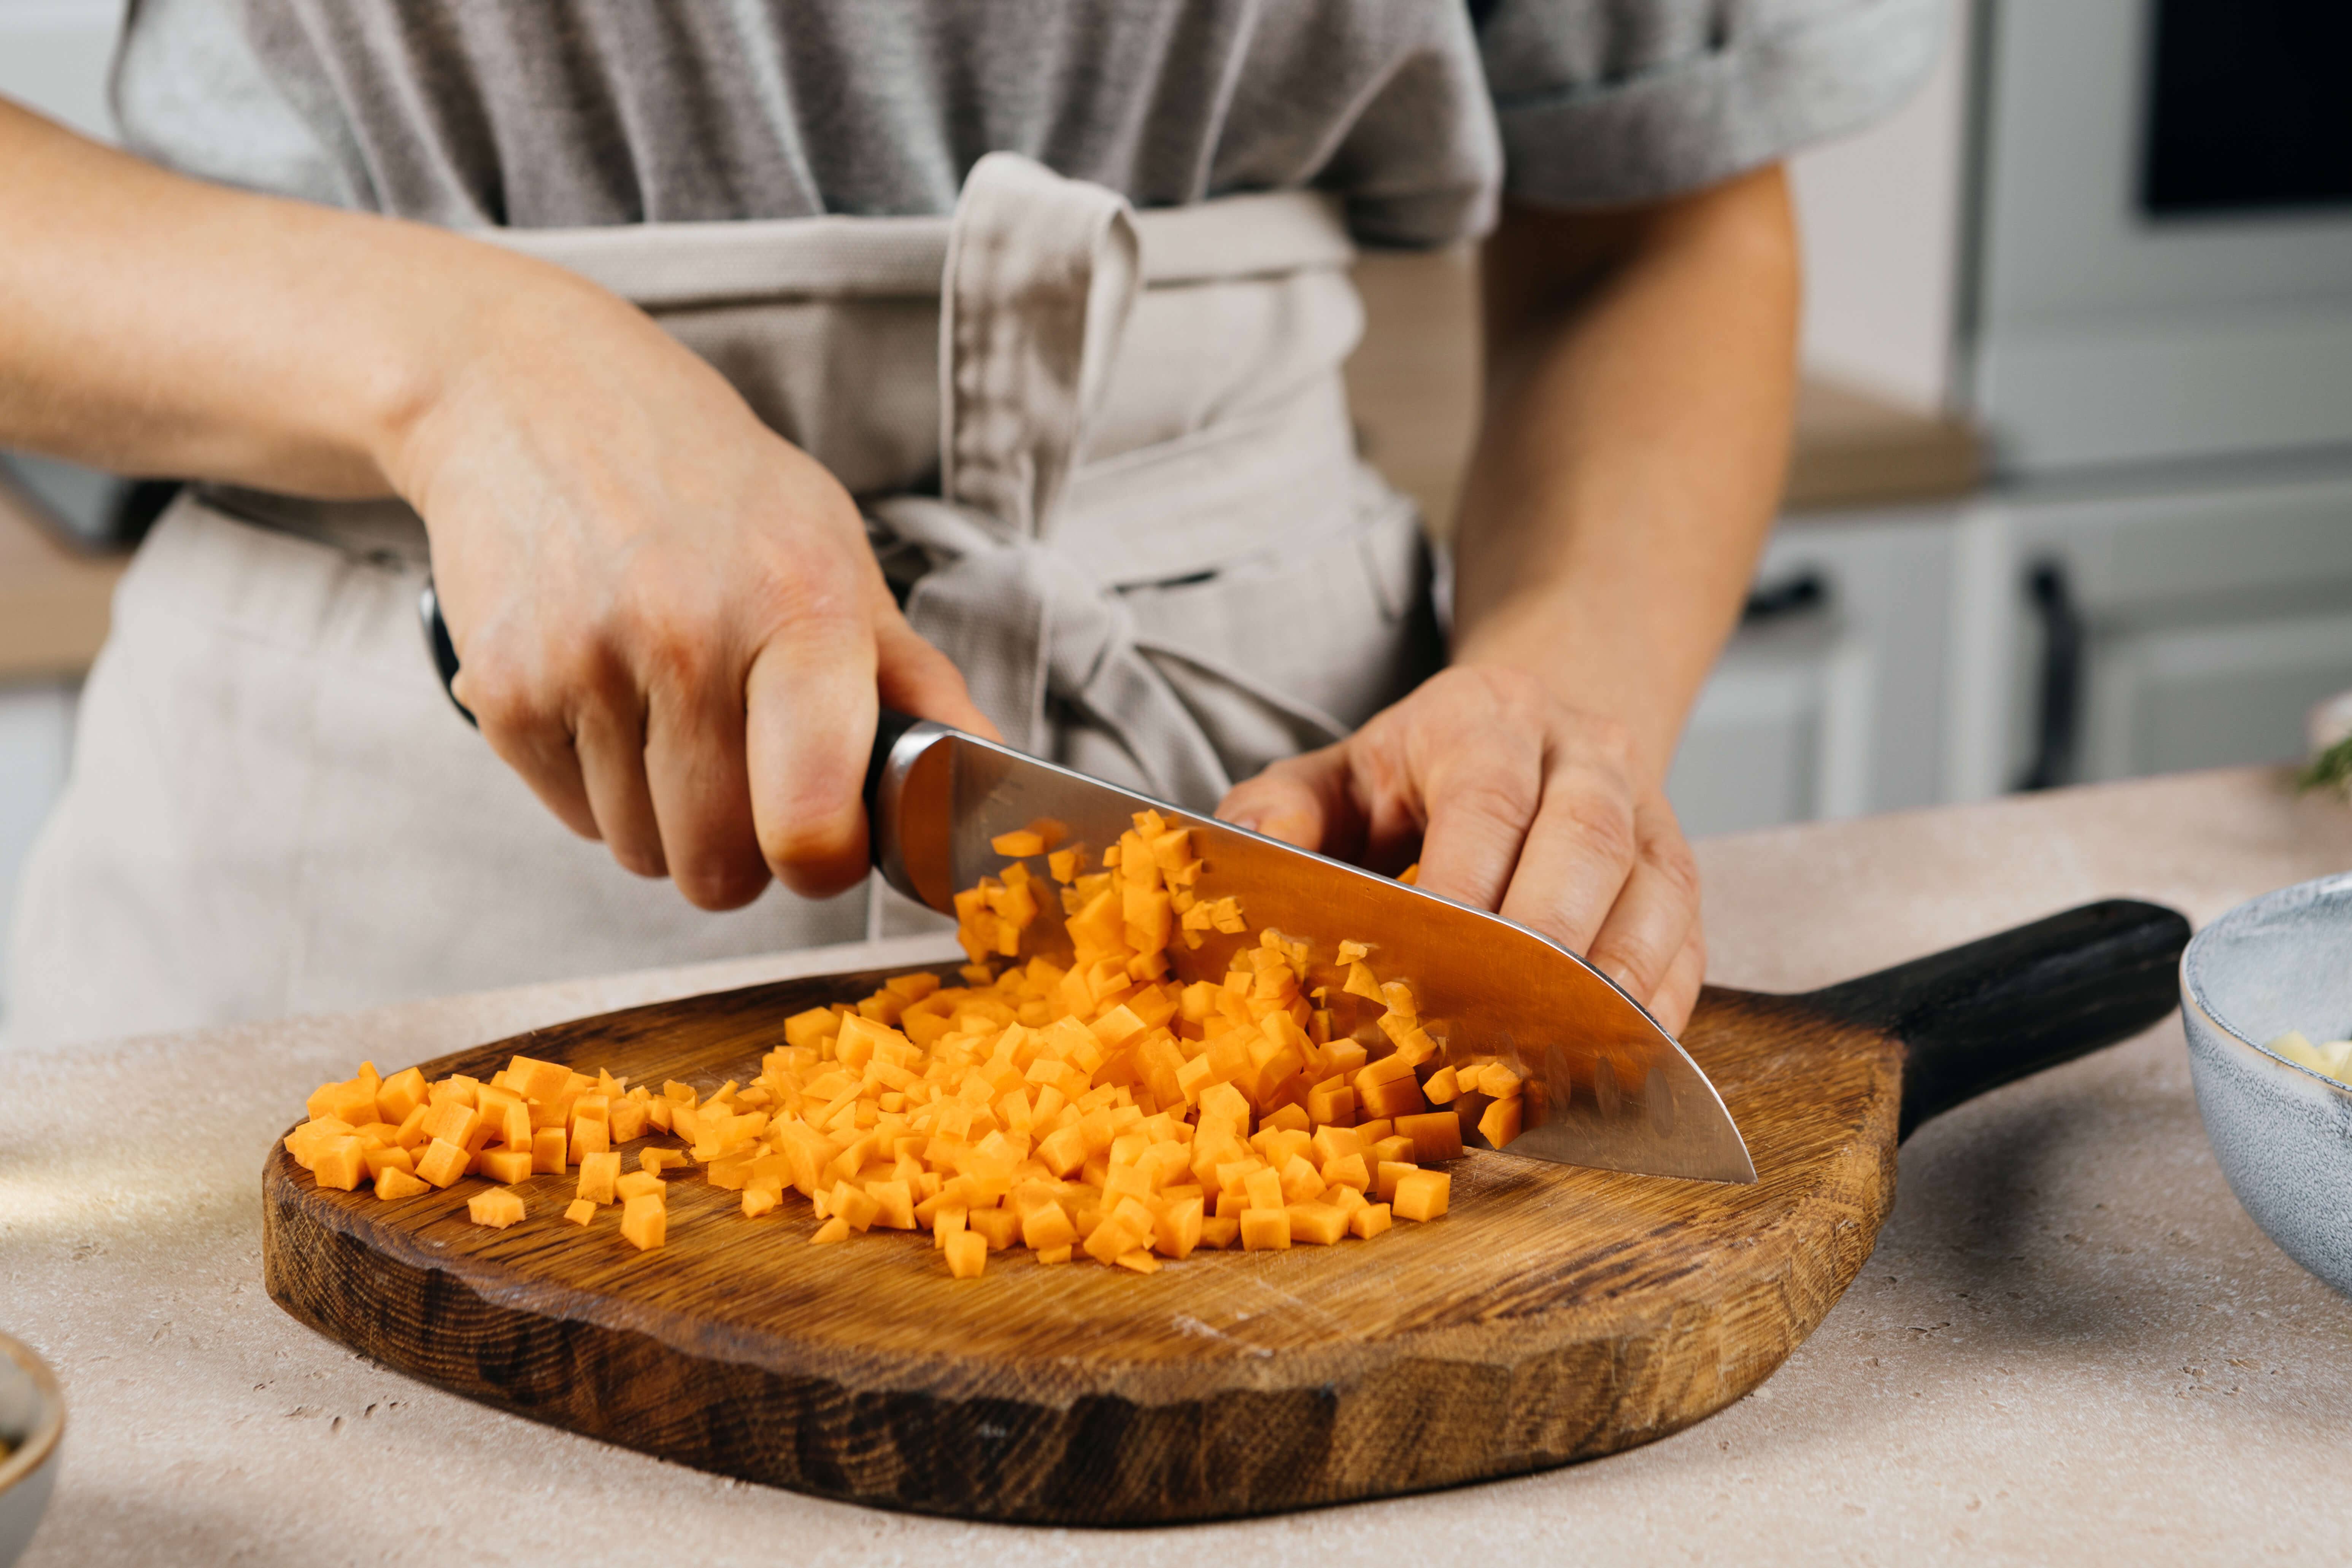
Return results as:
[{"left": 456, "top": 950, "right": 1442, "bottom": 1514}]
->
[{"left": 2299, "top": 734, "right": 2352, "bottom": 796}]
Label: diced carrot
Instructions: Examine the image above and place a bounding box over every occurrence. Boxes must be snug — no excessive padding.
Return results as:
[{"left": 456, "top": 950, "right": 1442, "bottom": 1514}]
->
[
  {"left": 468, "top": 1188, "right": 526, "bottom": 1228},
  {"left": 1392, "top": 1170, "right": 1450, "bottom": 1222},
  {"left": 1478, "top": 1096, "right": 1523, "bottom": 1150},
  {"left": 1396, "top": 1111, "right": 1465, "bottom": 1163},
  {"left": 291, "top": 831, "right": 1507, "bottom": 1274},
  {"left": 564, "top": 1198, "right": 597, "bottom": 1226},
  {"left": 415, "top": 1137, "right": 468, "bottom": 1190},
  {"left": 374, "top": 1167, "right": 429, "bottom": 1201},
  {"left": 944, "top": 1230, "right": 988, "bottom": 1279},
  {"left": 619, "top": 1193, "right": 666, "bottom": 1250},
  {"left": 1239, "top": 1209, "right": 1291, "bottom": 1251},
  {"left": 478, "top": 1149, "right": 534, "bottom": 1185}
]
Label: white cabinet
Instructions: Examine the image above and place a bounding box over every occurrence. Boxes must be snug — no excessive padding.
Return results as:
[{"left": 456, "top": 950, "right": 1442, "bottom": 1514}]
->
[
  {"left": 1945, "top": 459, "right": 2352, "bottom": 793},
  {"left": 1667, "top": 506, "right": 1958, "bottom": 837}
]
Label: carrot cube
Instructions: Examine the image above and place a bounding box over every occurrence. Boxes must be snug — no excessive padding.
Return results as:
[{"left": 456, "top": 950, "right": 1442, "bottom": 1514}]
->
[
  {"left": 570, "top": 1117, "right": 611, "bottom": 1159},
  {"left": 1114, "top": 1249, "right": 1160, "bottom": 1275},
  {"left": 1198, "top": 1214, "right": 1242, "bottom": 1249},
  {"left": 1022, "top": 1202, "right": 1077, "bottom": 1252},
  {"left": 1478, "top": 1096, "right": 1524, "bottom": 1150},
  {"left": 1359, "top": 1075, "right": 1427, "bottom": 1120},
  {"left": 1243, "top": 1165, "right": 1286, "bottom": 1212},
  {"left": 564, "top": 1198, "right": 597, "bottom": 1226},
  {"left": 1375, "top": 1160, "right": 1419, "bottom": 1202},
  {"left": 362, "top": 1144, "right": 416, "bottom": 1181},
  {"left": 1392, "top": 1169, "right": 1450, "bottom": 1221},
  {"left": 608, "top": 1098, "right": 648, "bottom": 1141},
  {"left": 1239, "top": 1209, "right": 1292, "bottom": 1251},
  {"left": 576, "top": 1151, "right": 621, "bottom": 1205},
  {"left": 945, "top": 1229, "right": 988, "bottom": 1279},
  {"left": 467, "top": 1188, "right": 526, "bottom": 1228},
  {"left": 1152, "top": 1195, "right": 1204, "bottom": 1260},
  {"left": 619, "top": 1193, "right": 667, "bottom": 1250},
  {"left": 1287, "top": 1201, "right": 1350, "bottom": 1246},
  {"left": 742, "top": 1188, "right": 779, "bottom": 1219},
  {"left": 991, "top": 829, "right": 1047, "bottom": 857},
  {"left": 866, "top": 1179, "right": 917, "bottom": 1230},
  {"left": 1371, "top": 1134, "right": 1417, "bottom": 1166},
  {"left": 1278, "top": 1155, "right": 1325, "bottom": 1205},
  {"left": 641, "top": 1148, "right": 688, "bottom": 1173},
  {"left": 1350, "top": 1202, "right": 1393, "bottom": 1239},
  {"left": 415, "top": 1137, "right": 469, "bottom": 1189},
  {"left": 1421, "top": 1065, "right": 1461, "bottom": 1104},
  {"left": 1035, "top": 1244, "right": 1074, "bottom": 1265},
  {"left": 1397, "top": 1110, "right": 1465, "bottom": 1163},
  {"left": 374, "top": 1167, "right": 429, "bottom": 1201},
  {"left": 374, "top": 1067, "right": 429, "bottom": 1125},
  {"left": 1321, "top": 1153, "right": 1370, "bottom": 1191},
  {"left": 478, "top": 1148, "right": 534, "bottom": 1185},
  {"left": 531, "top": 1126, "right": 568, "bottom": 1175},
  {"left": 615, "top": 1170, "right": 664, "bottom": 1203},
  {"left": 421, "top": 1099, "right": 480, "bottom": 1149},
  {"left": 809, "top": 1216, "right": 851, "bottom": 1245}
]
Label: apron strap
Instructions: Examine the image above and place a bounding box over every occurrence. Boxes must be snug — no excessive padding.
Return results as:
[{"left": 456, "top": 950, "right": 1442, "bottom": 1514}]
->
[{"left": 891, "top": 153, "right": 1346, "bottom": 807}]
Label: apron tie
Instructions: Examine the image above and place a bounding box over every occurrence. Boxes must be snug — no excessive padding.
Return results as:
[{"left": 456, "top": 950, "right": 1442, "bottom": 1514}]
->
[{"left": 876, "top": 152, "right": 1347, "bottom": 808}]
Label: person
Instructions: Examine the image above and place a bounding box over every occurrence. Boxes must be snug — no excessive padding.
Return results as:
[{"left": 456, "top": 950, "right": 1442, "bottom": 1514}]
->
[{"left": 0, "top": 0, "right": 1941, "bottom": 1051}]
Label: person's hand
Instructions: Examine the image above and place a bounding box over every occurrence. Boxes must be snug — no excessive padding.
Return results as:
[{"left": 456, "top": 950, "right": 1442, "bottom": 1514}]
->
[
  {"left": 389, "top": 267, "right": 995, "bottom": 910},
  {"left": 1213, "top": 665, "right": 1705, "bottom": 1034}
]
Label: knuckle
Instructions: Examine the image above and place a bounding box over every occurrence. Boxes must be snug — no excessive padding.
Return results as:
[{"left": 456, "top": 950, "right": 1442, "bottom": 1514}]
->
[{"left": 674, "top": 858, "right": 767, "bottom": 912}]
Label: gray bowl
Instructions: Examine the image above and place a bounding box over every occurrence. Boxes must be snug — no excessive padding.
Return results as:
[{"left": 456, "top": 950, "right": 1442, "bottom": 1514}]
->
[
  {"left": 2182, "top": 871, "right": 2352, "bottom": 1297},
  {"left": 0, "top": 1334, "right": 62, "bottom": 1568}
]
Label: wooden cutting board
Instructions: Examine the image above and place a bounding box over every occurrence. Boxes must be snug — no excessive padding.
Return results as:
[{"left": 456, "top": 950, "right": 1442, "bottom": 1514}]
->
[{"left": 262, "top": 900, "right": 2186, "bottom": 1525}]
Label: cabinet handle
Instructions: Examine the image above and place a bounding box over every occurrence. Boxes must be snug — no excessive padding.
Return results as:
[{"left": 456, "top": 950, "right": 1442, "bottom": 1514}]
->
[
  {"left": 1741, "top": 570, "right": 1829, "bottom": 624},
  {"left": 2014, "top": 560, "right": 2084, "bottom": 791}
]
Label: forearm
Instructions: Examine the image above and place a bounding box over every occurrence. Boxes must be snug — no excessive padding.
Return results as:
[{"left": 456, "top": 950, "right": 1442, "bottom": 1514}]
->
[
  {"left": 0, "top": 97, "right": 591, "bottom": 497},
  {"left": 1450, "top": 167, "right": 1800, "bottom": 784}
]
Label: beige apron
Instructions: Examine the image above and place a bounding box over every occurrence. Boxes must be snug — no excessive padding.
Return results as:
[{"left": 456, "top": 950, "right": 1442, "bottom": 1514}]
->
[{"left": 5, "top": 155, "right": 1440, "bottom": 1050}]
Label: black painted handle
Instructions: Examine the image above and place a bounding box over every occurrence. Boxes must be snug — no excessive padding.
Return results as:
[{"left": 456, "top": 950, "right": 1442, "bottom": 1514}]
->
[{"left": 1806, "top": 899, "right": 2191, "bottom": 1141}]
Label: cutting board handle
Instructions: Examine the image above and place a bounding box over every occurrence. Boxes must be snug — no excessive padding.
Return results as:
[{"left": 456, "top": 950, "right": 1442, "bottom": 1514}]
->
[{"left": 1807, "top": 899, "right": 2190, "bottom": 1140}]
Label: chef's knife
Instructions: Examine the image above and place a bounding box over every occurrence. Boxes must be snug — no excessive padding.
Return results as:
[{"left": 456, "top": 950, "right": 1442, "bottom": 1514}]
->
[
  {"left": 867, "top": 713, "right": 1757, "bottom": 1185},
  {"left": 417, "top": 589, "right": 1752, "bottom": 1183}
]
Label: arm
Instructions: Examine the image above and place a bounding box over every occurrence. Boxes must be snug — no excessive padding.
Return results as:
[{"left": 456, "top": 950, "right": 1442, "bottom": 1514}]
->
[
  {"left": 0, "top": 98, "right": 991, "bottom": 906},
  {"left": 1220, "top": 167, "right": 1799, "bottom": 1031}
]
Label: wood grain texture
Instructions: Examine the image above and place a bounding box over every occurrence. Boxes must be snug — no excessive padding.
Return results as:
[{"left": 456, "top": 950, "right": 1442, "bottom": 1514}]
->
[{"left": 262, "top": 967, "right": 1901, "bottom": 1524}]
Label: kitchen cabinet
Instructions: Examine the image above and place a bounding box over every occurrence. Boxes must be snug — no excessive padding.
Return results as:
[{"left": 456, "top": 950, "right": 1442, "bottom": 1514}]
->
[
  {"left": 1666, "top": 504, "right": 1959, "bottom": 837},
  {"left": 1944, "top": 456, "right": 2352, "bottom": 795}
]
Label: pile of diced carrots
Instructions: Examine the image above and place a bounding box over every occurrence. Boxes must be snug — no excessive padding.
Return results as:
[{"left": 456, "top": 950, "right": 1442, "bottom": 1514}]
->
[{"left": 283, "top": 810, "right": 1528, "bottom": 1278}]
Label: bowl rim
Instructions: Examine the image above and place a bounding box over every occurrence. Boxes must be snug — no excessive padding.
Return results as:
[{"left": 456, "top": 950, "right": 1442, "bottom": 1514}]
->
[
  {"left": 2182, "top": 869, "right": 2352, "bottom": 1099},
  {"left": 0, "top": 1331, "right": 64, "bottom": 1498}
]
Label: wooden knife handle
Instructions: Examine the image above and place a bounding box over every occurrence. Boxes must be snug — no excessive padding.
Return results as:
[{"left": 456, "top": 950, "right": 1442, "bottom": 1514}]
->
[{"left": 1806, "top": 898, "right": 2192, "bottom": 1140}]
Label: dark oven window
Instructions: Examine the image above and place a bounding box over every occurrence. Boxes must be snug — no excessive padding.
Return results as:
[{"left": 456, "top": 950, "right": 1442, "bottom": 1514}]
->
[{"left": 2142, "top": 0, "right": 2352, "bottom": 218}]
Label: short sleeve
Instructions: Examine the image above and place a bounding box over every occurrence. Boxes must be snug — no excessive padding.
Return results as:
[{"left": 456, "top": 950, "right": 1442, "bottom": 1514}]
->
[{"left": 1480, "top": 0, "right": 1945, "bottom": 208}]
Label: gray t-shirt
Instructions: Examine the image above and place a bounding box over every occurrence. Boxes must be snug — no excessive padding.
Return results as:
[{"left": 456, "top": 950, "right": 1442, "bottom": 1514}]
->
[{"left": 113, "top": 0, "right": 1941, "bottom": 246}]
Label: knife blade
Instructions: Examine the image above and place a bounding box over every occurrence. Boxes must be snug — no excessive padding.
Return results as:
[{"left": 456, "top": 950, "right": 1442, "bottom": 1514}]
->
[{"left": 867, "top": 714, "right": 1756, "bottom": 1185}]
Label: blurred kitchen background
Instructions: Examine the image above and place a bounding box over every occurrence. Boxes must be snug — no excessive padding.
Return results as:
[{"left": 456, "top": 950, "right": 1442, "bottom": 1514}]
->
[{"left": 5, "top": 0, "right": 2351, "bottom": 1024}]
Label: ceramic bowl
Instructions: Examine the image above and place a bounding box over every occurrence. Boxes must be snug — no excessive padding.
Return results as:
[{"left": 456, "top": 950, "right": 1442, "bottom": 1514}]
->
[
  {"left": 2182, "top": 871, "right": 2352, "bottom": 1297},
  {"left": 0, "top": 1333, "right": 62, "bottom": 1568}
]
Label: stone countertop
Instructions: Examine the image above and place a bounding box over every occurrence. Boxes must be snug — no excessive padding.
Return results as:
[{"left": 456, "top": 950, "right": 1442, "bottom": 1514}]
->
[{"left": 9, "top": 766, "right": 2352, "bottom": 1566}]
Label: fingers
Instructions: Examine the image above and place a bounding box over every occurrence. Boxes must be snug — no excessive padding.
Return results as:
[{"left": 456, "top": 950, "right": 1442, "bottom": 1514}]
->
[
  {"left": 453, "top": 659, "right": 602, "bottom": 843},
  {"left": 1551, "top": 791, "right": 1700, "bottom": 1007},
  {"left": 745, "top": 581, "right": 879, "bottom": 900},
  {"left": 1647, "top": 928, "right": 1707, "bottom": 1038},
  {"left": 572, "top": 689, "right": 665, "bottom": 878},
  {"left": 873, "top": 606, "right": 1002, "bottom": 742},
  {"left": 1216, "top": 743, "right": 1356, "bottom": 854},
  {"left": 641, "top": 645, "right": 769, "bottom": 910}
]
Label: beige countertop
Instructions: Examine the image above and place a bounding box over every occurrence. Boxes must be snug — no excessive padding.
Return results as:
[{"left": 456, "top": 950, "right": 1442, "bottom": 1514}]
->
[{"left": 9, "top": 765, "right": 2352, "bottom": 1565}]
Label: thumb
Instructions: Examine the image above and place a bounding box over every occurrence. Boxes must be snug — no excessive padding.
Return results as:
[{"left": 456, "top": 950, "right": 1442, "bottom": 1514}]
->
[{"left": 1216, "top": 743, "right": 1361, "bottom": 857}]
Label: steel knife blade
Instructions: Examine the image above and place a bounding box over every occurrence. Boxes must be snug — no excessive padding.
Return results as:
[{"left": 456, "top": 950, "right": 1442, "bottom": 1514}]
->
[{"left": 867, "top": 716, "right": 1756, "bottom": 1184}]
